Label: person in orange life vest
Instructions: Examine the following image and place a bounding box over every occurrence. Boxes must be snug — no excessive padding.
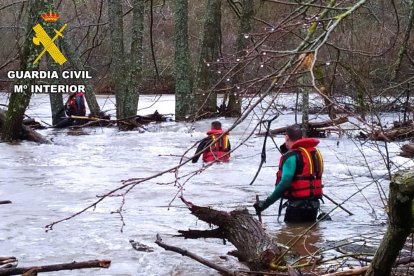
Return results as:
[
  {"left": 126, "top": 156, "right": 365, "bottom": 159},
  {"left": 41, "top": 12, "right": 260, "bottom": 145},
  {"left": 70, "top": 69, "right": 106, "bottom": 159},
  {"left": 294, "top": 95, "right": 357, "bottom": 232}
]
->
[
  {"left": 65, "top": 92, "right": 86, "bottom": 117},
  {"left": 192, "top": 121, "right": 231, "bottom": 163},
  {"left": 253, "top": 125, "right": 324, "bottom": 223}
]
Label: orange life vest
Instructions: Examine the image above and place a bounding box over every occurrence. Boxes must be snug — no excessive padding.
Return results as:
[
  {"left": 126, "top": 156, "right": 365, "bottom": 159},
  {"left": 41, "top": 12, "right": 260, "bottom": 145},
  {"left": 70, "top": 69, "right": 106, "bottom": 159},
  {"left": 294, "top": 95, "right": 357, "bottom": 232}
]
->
[
  {"left": 202, "top": 129, "right": 230, "bottom": 162},
  {"left": 276, "top": 138, "right": 323, "bottom": 199}
]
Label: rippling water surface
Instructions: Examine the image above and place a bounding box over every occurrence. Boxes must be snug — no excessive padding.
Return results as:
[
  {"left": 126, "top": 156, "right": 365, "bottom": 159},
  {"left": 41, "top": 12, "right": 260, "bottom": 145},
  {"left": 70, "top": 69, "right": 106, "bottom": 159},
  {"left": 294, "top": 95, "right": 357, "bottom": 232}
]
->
[{"left": 0, "top": 93, "right": 412, "bottom": 275}]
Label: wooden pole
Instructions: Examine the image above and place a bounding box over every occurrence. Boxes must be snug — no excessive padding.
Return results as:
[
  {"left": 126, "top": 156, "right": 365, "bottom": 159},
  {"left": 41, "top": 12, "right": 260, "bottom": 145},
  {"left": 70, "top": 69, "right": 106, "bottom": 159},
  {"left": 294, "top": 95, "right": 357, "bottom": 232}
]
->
[{"left": 323, "top": 194, "right": 353, "bottom": 216}]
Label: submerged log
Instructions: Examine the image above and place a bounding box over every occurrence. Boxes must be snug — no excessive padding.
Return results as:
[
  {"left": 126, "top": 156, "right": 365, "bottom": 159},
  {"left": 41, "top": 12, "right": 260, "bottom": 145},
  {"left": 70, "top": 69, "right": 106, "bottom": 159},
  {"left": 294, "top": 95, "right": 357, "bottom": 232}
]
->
[
  {"left": 366, "top": 170, "right": 414, "bottom": 276},
  {"left": 176, "top": 197, "right": 287, "bottom": 272},
  {"left": 400, "top": 143, "right": 414, "bottom": 158},
  {"left": 261, "top": 116, "right": 348, "bottom": 137},
  {"left": 0, "top": 259, "right": 111, "bottom": 275},
  {"left": 0, "top": 257, "right": 17, "bottom": 269},
  {"left": 0, "top": 110, "right": 49, "bottom": 144}
]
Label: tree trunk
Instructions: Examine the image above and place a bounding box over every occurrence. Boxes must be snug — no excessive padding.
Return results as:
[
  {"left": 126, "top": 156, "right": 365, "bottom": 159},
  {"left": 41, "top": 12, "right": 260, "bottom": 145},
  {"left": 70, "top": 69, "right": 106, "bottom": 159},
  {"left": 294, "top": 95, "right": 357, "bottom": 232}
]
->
[
  {"left": 43, "top": 4, "right": 64, "bottom": 126},
  {"left": 177, "top": 198, "right": 287, "bottom": 272},
  {"left": 60, "top": 39, "right": 101, "bottom": 117},
  {"left": 124, "top": 0, "right": 144, "bottom": 118},
  {"left": 173, "top": 0, "right": 193, "bottom": 121},
  {"left": 1, "top": 0, "right": 43, "bottom": 141},
  {"left": 194, "top": 0, "right": 222, "bottom": 119},
  {"left": 46, "top": 52, "right": 65, "bottom": 126},
  {"left": 392, "top": 0, "right": 414, "bottom": 81},
  {"left": 225, "top": 0, "right": 254, "bottom": 117},
  {"left": 108, "top": 0, "right": 126, "bottom": 121},
  {"left": 366, "top": 170, "right": 414, "bottom": 276}
]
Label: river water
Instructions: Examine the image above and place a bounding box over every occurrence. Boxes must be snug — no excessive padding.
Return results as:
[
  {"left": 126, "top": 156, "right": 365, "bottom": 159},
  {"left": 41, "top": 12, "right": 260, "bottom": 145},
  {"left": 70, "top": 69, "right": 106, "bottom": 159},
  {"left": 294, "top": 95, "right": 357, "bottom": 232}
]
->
[{"left": 0, "top": 93, "right": 413, "bottom": 275}]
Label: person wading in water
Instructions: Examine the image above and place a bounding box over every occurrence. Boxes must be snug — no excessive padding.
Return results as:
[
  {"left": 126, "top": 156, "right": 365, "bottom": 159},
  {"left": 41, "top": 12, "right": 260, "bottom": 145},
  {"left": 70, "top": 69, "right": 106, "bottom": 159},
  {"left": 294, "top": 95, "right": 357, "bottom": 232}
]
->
[{"left": 254, "top": 125, "right": 324, "bottom": 223}]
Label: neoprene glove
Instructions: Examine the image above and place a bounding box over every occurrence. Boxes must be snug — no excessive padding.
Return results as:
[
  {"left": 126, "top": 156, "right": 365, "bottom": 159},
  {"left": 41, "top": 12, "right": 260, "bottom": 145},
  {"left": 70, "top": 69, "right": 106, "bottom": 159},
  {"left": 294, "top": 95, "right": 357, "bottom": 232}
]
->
[
  {"left": 280, "top": 143, "right": 288, "bottom": 154},
  {"left": 253, "top": 200, "right": 266, "bottom": 214}
]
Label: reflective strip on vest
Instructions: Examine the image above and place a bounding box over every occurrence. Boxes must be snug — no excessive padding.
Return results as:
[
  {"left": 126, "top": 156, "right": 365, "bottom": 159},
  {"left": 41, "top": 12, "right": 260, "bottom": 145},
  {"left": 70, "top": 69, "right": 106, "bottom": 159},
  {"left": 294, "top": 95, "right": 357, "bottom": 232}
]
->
[
  {"left": 284, "top": 146, "right": 323, "bottom": 199},
  {"left": 298, "top": 147, "right": 313, "bottom": 175},
  {"left": 211, "top": 134, "right": 228, "bottom": 152},
  {"left": 315, "top": 148, "right": 323, "bottom": 175}
]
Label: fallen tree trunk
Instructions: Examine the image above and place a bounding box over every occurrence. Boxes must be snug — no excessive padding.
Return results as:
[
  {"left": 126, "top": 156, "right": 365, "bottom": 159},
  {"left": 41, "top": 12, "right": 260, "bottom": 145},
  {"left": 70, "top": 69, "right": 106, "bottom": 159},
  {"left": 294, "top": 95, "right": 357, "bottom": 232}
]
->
[
  {"left": 260, "top": 116, "right": 348, "bottom": 136},
  {"left": 176, "top": 197, "right": 287, "bottom": 272},
  {"left": 0, "top": 110, "right": 49, "bottom": 144},
  {"left": 0, "top": 259, "right": 111, "bottom": 275}
]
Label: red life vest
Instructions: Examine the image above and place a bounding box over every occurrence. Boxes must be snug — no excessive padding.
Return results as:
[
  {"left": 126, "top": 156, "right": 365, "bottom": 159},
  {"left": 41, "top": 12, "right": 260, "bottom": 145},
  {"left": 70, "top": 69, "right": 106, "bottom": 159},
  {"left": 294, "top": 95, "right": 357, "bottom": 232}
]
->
[
  {"left": 66, "top": 92, "right": 86, "bottom": 117},
  {"left": 202, "top": 129, "right": 230, "bottom": 162},
  {"left": 276, "top": 138, "right": 323, "bottom": 199}
]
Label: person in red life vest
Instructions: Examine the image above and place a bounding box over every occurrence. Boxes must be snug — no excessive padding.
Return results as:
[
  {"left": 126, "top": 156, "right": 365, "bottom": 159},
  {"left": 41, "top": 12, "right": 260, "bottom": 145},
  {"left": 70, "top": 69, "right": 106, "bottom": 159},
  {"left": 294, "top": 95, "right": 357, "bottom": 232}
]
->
[
  {"left": 192, "top": 121, "right": 231, "bottom": 163},
  {"left": 65, "top": 92, "right": 86, "bottom": 117},
  {"left": 254, "top": 125, "right": 324, "bottom": 223}
]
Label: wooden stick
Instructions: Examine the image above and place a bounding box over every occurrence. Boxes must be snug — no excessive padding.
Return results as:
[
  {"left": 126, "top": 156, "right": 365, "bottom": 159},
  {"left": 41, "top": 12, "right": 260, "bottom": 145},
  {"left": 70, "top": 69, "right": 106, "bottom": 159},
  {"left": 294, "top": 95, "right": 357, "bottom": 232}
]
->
[
  {"left": 0, "top": 259, "right": 111, "bottom": 275},
  {"left": 255, "top": 195, "right": 262, "bottom": 223},
  {"left": 155, "top": 234, "right": 235, "bottom": 275},
  {"left": 323, "top": 194, "right": 353, "bottom": 216}
]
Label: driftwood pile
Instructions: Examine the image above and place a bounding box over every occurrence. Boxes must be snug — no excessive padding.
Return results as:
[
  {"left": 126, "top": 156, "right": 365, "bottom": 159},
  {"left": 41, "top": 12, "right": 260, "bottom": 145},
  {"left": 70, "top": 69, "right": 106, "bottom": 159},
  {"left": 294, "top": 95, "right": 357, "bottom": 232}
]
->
[
  {"left": 364, "top": 120, "right": 414, "bottom": 157},
  {"left": 0, "top": 108, "right": 171, "bottom": 143},
  {"left": 61, "top": 110, "right": 170, "bottom": 130},
  {"left": 370, "top": 120, "right": 414, "bottom": 142}
]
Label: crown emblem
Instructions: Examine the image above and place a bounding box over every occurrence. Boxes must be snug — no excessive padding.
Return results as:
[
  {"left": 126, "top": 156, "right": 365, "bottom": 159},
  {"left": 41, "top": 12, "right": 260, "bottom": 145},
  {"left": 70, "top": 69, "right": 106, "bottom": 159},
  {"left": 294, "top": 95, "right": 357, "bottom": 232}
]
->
[{"left": 41, "top": 10, "right": 60, "bottom": 22}]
